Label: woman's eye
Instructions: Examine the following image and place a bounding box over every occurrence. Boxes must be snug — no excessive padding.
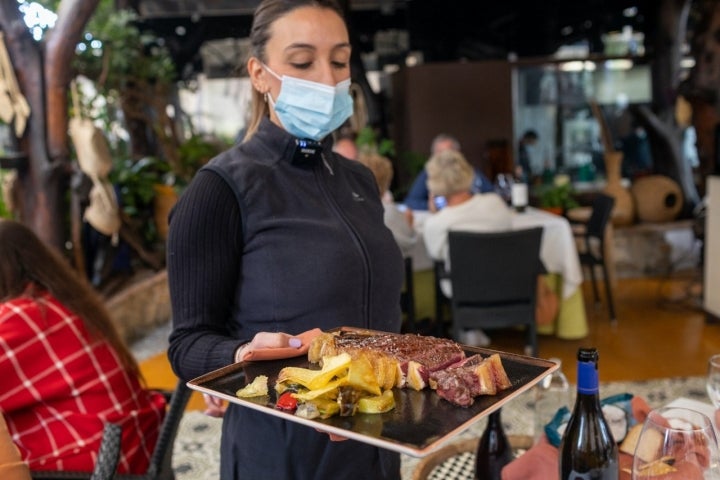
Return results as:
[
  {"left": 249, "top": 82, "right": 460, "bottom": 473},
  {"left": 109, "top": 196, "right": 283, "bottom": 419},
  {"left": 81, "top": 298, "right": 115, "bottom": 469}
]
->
[
  {"left": 332, "top": 61, "right": 349, "bottom": 69},
  {"left": 290, "top": 62, "right": 312, "bottom": 70}
]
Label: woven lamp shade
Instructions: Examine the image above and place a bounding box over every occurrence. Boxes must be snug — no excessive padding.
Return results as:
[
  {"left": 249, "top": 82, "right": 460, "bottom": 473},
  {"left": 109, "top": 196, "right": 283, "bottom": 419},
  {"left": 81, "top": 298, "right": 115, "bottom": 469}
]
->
[{"left": 630, "top": 175, "right": 683, "bottom": 223}]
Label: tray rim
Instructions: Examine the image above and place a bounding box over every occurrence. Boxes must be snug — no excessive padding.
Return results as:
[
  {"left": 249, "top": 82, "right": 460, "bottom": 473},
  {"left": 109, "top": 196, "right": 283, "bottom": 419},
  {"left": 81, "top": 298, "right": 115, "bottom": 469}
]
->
[{"left": 186, "top": 327, "right": 559, "bottom": 457}]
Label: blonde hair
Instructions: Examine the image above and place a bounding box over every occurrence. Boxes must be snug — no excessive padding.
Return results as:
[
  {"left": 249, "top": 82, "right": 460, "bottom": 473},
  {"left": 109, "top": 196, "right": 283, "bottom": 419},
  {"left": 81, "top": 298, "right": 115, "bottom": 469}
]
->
[
  {"left": 425, "top": 149, "right": 474, "bottom": 196},
  {"left": 357, "top": 151, "right": 393, "bottom": 195}
]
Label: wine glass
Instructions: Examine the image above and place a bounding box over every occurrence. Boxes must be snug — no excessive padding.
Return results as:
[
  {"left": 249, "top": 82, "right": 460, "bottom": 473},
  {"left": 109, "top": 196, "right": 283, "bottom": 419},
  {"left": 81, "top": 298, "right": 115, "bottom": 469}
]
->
[
  {"left": 707, "top": 354, "right": 720, "bottom": 408},
  {"left": 632, "top": 407, "right": 720, "bottom": 479}
]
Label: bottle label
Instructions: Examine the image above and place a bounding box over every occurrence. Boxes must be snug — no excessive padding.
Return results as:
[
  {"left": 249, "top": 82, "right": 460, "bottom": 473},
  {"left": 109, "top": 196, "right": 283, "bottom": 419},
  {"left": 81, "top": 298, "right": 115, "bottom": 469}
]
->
[
  {"left": 511, "top": 183, "right": 528, "bottom": 207},
  {"left": 577, "top": 361, "right": 599, "bottom": 394}
]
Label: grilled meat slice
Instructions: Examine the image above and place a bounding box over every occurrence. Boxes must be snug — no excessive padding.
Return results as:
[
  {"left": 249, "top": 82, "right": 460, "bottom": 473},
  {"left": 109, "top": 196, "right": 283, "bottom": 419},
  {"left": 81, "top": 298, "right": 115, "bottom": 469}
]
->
[
  {"left": 429, "top": 353, "right": 512, "bottom": 407},
  {"left": 308, "top": 331, "right": 512, "bottom": 407}
]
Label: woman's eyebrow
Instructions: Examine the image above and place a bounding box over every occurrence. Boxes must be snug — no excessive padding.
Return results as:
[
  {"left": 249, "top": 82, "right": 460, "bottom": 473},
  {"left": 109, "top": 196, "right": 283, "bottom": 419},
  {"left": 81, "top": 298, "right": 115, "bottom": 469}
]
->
[
  {"left": 284, "top": 42, "right": 316, "bottom": 52},
  {"left": 284, "top": 41, "right": 351, "bottom": 52}
]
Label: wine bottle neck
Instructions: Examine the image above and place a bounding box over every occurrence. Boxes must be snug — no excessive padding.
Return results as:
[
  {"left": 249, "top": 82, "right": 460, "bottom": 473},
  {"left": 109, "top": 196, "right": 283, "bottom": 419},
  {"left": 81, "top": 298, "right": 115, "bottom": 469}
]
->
[{"left": 576, "top": 360, "right": 599, "bottom": 394}]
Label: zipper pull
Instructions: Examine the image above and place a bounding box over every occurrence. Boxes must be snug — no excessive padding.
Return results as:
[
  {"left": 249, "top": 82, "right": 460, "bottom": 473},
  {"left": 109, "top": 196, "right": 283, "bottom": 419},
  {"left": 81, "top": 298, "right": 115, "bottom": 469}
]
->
[{"left": 321, "top": 152, "right": 334, "bottom": 175}]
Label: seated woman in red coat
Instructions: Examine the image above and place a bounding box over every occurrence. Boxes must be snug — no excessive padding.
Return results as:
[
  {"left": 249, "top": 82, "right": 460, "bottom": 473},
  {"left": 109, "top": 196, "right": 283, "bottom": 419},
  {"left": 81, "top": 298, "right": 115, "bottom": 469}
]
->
[{"left": 0, "top": 220, "right": 165, "bottom": 473}]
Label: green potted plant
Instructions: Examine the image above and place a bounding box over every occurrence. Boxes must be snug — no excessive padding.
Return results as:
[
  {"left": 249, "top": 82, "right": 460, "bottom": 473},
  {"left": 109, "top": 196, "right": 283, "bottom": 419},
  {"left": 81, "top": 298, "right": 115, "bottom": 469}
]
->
[
  {"left": 110, "top": 155, "right": 170, "bottom": 244},
  {"left": 356, "top": 126, "right": 395, "bottom": 157},
  {"left": 151, "top": 134, "right": 225, "bottom": 240},
  {"left": 0, "top": 169, "right": 12, "bottom": 219},
  {"left": 539, "top": 176, "right": 579, "bottom": 215}
]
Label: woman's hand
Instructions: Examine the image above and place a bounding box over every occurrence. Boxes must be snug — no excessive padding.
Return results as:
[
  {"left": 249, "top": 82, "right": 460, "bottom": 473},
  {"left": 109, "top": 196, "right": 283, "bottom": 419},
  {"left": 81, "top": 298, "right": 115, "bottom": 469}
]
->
[
  {"left": 315, "top": 428, "right": 348, "bottom": 442},
  {"left": 250, "top": 331, "right": 303, "bottom": 350},
  {"left": 235, "top": 331, "right": 303, "bottom": 362},
  {"left": 203, "top": 394, "right": 227, "bottom": 418},
  {"left": 215, "top": 331, "right": 306, "bottom": 417}
]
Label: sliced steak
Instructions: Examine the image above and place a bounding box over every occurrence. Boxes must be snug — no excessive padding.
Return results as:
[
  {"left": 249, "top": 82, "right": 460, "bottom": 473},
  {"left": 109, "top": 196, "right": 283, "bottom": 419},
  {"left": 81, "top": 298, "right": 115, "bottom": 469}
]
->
[
  {"left": 308, "top": 331, "right": 512, "bottom": 407},
  {"left": 429, "top": 353, "right": 512, "bottom": 407},
  {"left": 332, "top": 332, "right": 465, "bottom": 372}
]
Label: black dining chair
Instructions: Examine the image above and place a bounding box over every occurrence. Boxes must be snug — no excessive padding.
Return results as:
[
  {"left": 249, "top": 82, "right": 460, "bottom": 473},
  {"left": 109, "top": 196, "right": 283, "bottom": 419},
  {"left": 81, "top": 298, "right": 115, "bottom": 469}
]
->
[
  {"left": 30, "top": 423, "right": 121, "bottom": 480},
  {"left": 445, "top": 227, "right": 544, "bottom": 356},
  {"left": 572, "top": 193, "right": 617, "bottom": 323}
]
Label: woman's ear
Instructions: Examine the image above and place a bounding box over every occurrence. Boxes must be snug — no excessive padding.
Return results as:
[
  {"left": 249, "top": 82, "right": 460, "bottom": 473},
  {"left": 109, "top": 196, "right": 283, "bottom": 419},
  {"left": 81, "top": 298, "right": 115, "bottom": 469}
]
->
[{"left": 247, "top": 57, "right": 267, "bottom": 93}]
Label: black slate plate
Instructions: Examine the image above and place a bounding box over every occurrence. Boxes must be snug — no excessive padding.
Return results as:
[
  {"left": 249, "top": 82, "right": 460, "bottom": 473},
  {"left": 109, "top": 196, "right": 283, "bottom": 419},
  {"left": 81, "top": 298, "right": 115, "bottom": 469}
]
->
[{"left": 187, "top": 328, "right": 557, "bottom": 457}]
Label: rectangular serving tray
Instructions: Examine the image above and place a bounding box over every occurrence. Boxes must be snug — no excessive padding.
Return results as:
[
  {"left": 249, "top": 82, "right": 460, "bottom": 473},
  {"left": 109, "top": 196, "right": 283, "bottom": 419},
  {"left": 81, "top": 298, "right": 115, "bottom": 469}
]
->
[{"left": 187, "top": 328, "right": 557, "bottom": 457}]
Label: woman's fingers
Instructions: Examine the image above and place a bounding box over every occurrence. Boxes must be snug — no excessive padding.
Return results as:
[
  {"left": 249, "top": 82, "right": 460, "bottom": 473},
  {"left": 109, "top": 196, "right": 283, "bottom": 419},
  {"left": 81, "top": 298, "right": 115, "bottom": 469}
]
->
[
  {"left": 251, "top": 332, "right": 302, "bottom": 349},
  {"left": 203, "top": 394, "right": 227, "bottom": 418},
  {"left": 315, "top": 428, "right": 348, "bottom": 442}
]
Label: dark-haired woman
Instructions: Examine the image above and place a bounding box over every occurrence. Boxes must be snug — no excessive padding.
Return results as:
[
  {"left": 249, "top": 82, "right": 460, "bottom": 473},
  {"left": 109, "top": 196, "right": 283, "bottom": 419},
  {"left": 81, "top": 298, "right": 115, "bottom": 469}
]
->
[{"left": 0, "top": 220, "right": 165, "bottom": 473}]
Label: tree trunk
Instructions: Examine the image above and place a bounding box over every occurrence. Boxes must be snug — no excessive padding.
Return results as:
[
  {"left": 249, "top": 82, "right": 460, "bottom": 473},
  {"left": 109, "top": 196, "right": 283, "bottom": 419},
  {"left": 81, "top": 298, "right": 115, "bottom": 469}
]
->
[
  {"left": 0, "top": 0, "right": 98, "bottom": 251},
  {"left": 681, "top": 0, "right": 720, "bottom": 196},
  {"left": 633, "top": 0, "right": 699, "bottom": 217}
]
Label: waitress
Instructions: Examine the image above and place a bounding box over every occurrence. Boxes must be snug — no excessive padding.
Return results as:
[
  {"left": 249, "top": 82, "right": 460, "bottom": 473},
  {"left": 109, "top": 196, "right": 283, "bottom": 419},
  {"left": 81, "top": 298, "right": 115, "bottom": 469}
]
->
[{"left": 166, "top": 0, "right": 403, "bottom": 478}]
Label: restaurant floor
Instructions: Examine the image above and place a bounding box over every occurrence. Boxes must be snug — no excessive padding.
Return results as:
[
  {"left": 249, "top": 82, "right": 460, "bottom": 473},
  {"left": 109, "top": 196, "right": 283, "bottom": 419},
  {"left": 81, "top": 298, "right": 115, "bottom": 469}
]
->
[{"left": 136, "top": 266, "right": 718, "bottom": 410}]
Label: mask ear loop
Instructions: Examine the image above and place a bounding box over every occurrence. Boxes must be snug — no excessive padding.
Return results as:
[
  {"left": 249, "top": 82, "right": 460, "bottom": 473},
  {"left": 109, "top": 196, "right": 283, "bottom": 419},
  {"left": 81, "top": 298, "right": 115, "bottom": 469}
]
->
[{"left": 261, "top": 63, "right": 280, "bottom": 106}]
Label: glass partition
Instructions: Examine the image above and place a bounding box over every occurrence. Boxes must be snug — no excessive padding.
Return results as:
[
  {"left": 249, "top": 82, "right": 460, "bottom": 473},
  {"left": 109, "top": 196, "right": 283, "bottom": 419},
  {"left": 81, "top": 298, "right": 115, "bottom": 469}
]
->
[{"left": 513, "top": 59, "right": 652, "bottom": 183}]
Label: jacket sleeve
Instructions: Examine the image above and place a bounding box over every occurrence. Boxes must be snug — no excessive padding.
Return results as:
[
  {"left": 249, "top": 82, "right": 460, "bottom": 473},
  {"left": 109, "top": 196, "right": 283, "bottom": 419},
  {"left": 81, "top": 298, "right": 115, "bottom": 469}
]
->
[{"left": 166, "top": 170, "right": 246, "bottom": 381}]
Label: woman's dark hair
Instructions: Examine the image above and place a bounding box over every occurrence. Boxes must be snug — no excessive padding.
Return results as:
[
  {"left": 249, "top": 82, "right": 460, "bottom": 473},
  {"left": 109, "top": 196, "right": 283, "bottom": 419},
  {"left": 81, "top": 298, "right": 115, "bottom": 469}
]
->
[
  {"left": 243, "top": 0, "right": 347, "bottom": 141},
  {"left": 0, "top": 220, "right": 141, "bottom": 379}
]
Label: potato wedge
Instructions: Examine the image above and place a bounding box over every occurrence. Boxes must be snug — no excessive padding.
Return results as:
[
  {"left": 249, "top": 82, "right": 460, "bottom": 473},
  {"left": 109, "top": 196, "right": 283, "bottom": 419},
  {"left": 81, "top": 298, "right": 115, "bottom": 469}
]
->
[
  {"left": 236, "top": 375, "right": 269, "bottom": 398},
  {"left": 277, "top": 352, "right": 351, "bottom": 390},
  {"left": 292, "top": 377, "right": 348, "bottom": 400},
  {"left": 357, "top": 390, "right": 395, "bottom": 414},
  {"left": 346, "top": 354, "right": 381, "bottom": 396}
]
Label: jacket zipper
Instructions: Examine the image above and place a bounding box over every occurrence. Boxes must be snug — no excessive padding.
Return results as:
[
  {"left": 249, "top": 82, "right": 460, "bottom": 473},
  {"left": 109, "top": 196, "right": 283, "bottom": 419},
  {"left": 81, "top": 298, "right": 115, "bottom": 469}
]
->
[{"left": 316, "top": 153, "right": 371, "bottom": 328}]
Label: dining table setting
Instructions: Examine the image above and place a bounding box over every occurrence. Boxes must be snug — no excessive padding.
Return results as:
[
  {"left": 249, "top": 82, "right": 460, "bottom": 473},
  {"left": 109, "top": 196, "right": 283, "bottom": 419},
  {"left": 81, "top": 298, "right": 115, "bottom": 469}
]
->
[{"left": 406, "top": 352, "right": 720, "bottom": 480}]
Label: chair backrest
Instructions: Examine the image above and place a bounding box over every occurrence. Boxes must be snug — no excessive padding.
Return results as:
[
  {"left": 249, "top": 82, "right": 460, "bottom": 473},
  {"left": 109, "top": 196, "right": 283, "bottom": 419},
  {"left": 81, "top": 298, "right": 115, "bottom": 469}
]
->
[
  {"left": 585, "top": 193, "right": 615, "bottom": 239},
  {"left": 448, "top": 227, "right": 544, "bottom": 305},
  {"left": 116, "top": 380, "right": 191, "bottom": 480},
  {"left": 146, "top": 381, "right": 192, "bottom": 480},
  {"left": 90, "top": 423, "right": 122, "bottom": 480}
]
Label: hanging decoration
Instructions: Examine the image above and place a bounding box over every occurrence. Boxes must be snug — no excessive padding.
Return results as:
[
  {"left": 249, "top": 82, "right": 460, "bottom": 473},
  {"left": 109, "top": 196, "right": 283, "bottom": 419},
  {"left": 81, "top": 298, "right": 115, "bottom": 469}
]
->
[{"left": 0, "top": 33, "right": 30, "bottom": 137}]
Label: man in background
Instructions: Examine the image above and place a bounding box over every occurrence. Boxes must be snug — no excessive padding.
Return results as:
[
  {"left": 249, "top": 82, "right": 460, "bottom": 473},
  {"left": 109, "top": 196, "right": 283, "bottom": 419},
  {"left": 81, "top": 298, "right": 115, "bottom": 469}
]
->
[
  {"left": 403, "top": 133, "right": 493, "bottom": 210},
  {"left": 517, "top": 129, "right": 539, "bottom": 178}
]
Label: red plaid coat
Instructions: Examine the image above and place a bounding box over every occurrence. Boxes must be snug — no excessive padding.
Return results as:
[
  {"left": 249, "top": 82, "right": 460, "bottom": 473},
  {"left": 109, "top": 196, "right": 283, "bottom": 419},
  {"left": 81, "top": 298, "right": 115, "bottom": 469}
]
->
[{"left": 0, "top": 291, "right": 166, "bottom": 473}]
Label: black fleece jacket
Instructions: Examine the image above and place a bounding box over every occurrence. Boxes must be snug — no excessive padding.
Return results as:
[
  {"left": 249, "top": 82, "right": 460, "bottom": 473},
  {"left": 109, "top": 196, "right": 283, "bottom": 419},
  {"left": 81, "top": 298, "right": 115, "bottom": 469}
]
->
[
  {"left": 165, "top": 119, "right": 403, "bottom": 479},
  {"left": 167, "top": 118, "right": 403, "bottom": 381}
]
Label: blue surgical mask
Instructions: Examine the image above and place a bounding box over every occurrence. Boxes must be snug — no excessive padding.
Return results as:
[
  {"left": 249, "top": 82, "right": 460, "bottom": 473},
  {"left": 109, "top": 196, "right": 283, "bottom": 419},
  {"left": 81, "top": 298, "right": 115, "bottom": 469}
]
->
[{"left": 264, "top": 65, "right": 353, "bottom": 141}]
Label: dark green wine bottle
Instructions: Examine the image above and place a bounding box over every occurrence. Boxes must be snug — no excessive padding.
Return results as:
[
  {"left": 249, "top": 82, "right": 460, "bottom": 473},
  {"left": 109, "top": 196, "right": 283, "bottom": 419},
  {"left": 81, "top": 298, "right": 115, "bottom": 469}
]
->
[
  {"left": 559, "top": 348, "right": 618, "bottom": 480},
  {"left": 475, "top": 408, "right": 512, "bottom": 480}
]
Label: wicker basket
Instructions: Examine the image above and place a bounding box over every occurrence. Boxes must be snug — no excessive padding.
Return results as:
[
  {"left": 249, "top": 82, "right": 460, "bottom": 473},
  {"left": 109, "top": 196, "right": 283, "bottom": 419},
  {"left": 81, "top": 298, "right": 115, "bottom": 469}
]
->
[{"left": 105, "top": 269, "right": 171, "bottom": 342}]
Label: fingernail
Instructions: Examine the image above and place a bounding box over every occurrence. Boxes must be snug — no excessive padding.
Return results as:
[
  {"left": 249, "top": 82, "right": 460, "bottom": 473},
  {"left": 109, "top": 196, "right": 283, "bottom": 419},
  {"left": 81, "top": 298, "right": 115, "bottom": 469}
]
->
[{"left": 289, "top": 338, "right": 302, "bottom": 348}]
